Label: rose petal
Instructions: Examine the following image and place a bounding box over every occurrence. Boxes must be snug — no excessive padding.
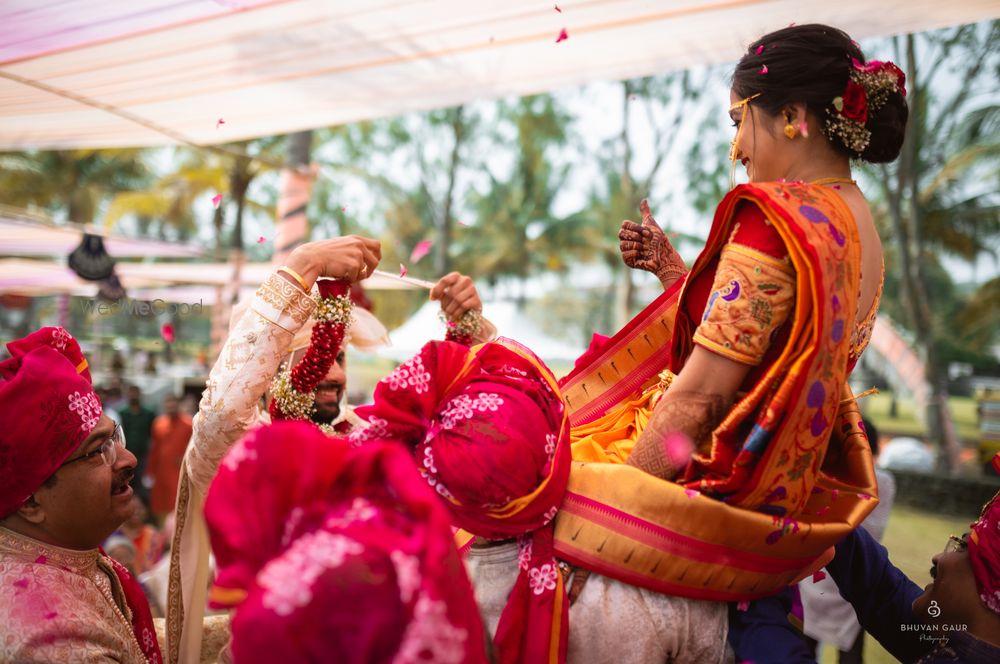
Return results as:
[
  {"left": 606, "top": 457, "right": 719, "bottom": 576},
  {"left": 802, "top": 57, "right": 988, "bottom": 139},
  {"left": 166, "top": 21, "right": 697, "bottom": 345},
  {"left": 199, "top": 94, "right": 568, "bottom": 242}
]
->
[
  {"left": 410, "top": 239, "right": 433, "bottom": 264},
  {"left": 554, "top": 3, "right": 561, "bottom": 11},
  {"left": 216, "top": 118, "right": 225, "bottom": 129},
  {"left": 399, "top": 263, "right": 408, "bottom": 278},
  {"left": 556, "top": 28, "right": 569, "bottom": 43},
  {"left": 684, "top": 488, "right": 699, "bottom": 500},
  {"left": 812, "top": 570, "right": 827, "bottom": 583},
  {"left": 256, "top": 236, "right": 267, "bottom": 244},
  {"left": 755, "top": 44, "right": 764, "bottom": 55},
  {"left": 759, "top": 64, "right": 768, "bottom": 75},
  {"left": 161, "top": 323, "right": 175, "bottom": 344},
  {"left": 737, "top": 600, "right": 750, "bottom": 612},
  {"left": 340, "top": 206, "right": 347, "bottom": 212},
  {"left": 212, "top": 194, "right": 222, "bottom": 208}
]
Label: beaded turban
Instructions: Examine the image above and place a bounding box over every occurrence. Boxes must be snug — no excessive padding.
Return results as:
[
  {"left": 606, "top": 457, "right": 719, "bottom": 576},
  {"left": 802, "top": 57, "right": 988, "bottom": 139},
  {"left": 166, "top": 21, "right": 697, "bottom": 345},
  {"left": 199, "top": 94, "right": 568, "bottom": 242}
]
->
[{"left": 0, "top": 327, "right": 100, "bottom": 517}]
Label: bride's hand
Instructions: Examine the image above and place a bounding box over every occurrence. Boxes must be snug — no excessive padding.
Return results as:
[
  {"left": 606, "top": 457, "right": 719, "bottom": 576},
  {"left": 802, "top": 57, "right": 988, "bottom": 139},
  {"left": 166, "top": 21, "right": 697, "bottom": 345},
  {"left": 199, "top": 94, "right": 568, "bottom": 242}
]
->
[{"left": 618, "top": 199, "right": 686, "bottom": 289}]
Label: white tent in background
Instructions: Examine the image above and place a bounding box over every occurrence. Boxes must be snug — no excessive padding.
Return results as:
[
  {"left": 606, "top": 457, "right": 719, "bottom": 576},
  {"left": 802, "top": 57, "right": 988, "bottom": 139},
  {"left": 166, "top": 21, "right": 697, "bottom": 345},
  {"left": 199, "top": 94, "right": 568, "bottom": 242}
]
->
[
  {"left": 2, "top": 1, "right": 997, "bottom": 150},
  {"left": 381, "top": 300, "right": 584, "bottom": 365}
]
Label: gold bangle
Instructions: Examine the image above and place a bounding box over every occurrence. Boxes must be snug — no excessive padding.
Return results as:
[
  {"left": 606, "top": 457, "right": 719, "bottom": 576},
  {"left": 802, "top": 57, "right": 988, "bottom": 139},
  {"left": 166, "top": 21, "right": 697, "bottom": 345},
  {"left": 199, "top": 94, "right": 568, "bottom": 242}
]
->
[{"left": 277, "top": 266, "right": 310, "bottom": 293}]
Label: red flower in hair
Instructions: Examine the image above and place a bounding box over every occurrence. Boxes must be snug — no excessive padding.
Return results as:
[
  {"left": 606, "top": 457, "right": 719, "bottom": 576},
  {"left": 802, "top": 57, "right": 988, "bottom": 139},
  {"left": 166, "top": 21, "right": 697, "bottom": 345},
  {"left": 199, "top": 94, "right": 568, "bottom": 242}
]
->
[
  {"left": 841, "top": 80, "right": 868, "bottom": 123},
  {"left": 882, "top": 62, "right": 906, "bottom": 97}
]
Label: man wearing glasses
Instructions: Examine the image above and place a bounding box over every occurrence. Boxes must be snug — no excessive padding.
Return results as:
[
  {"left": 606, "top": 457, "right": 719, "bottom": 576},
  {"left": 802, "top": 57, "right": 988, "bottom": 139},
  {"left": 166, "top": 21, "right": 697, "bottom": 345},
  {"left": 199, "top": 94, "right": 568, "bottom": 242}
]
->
[{"left": 0, "top": 327, "right": 161, "bottom": 663}]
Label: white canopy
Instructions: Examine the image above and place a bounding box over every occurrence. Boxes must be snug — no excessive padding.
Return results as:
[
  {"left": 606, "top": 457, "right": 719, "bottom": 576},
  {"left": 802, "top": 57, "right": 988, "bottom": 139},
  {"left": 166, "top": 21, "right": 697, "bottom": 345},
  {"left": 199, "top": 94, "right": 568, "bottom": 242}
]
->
[
  {"left": 382, "top": 300, "right": 584, "bottom": 364},
  {"left": 0, "top": 211, "right": 205, "bottom": 258},
  {"left": 0, "top": 257, "right": 421, "bottom": 298},
  {"left": 2, "top": 0, "right": 997, "bottom": 150}
]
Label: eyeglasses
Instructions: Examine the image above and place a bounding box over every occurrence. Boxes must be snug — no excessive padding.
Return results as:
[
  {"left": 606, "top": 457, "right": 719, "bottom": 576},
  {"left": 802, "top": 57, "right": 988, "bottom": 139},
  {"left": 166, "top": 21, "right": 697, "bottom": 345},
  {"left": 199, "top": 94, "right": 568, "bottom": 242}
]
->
[
  {"left": 944, "top": 534, "right": 969, "bottom": 554},
  {"left": 729, "top": 92, "right": 762, "bottom": 189},
  {"left": 59, "top": 422, "right": 127, "bottom": 469}
]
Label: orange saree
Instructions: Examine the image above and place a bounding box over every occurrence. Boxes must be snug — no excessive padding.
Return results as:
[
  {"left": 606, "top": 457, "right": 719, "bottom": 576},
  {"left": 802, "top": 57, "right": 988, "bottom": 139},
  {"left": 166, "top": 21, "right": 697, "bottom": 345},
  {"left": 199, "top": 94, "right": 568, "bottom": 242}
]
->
[{"left": 553, "top": 182, "right": 878, "bottom": 601}]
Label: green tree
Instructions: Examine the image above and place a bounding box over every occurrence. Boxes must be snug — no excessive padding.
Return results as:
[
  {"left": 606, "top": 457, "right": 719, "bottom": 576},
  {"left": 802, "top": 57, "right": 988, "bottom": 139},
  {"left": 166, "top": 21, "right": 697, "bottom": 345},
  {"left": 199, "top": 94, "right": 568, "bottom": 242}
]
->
[
  {"left": 866, "top": 21, "right": 1000, "bottom": 473},
  {"left": 0, "top": 149, "right": 150, "bottom": 224}
]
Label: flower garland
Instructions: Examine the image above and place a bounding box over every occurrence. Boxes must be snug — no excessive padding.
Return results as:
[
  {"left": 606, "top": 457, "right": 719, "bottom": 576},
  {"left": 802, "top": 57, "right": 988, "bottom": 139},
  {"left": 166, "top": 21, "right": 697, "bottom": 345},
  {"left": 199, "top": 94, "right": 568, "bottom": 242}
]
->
[
  {"left": 441, "top": 309, "right": 483, "bottom": 347},
  {"left": 269, "top": 279, "right": 353, "bottom": 425},
  {"left": 825, "top": 58, "right": 906, "bottom": 156}
]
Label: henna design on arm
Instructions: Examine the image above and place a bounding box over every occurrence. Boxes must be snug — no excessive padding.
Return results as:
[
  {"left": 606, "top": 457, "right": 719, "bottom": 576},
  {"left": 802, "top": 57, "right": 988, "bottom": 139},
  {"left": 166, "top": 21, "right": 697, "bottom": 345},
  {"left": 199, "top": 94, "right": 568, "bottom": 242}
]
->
[{"left": 626, "top": 389, "right": 731, "bottom": 480}]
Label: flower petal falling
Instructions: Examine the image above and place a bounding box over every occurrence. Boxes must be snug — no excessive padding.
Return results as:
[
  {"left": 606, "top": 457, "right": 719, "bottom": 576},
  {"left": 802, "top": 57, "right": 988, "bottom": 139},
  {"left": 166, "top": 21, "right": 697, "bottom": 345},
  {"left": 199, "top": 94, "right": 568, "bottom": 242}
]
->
[
  {"left": 256, "top": 236, "right": 267, "bottom": 244},
  {"left": 216, "top": 118, "right": 225, "bottom": 129},
  {"left": 812, "top": 570, "right": 827, "bottom": 583},
  {"left": 410, "top": 239, "right": 433, "bottom": 264},
  {"left": 212, "top": 194, "right": 222, "bottom": 208},
  {"left": 161, "top": 323, "right": 175, "bottom": 344},
  {"left": 554, "top": 3, "right": 561, "bottom": 11},
  {"left": 755, "top": 45, "right": 764, "bottom": 55},
  {"left": 684, "top": 488, "right": 699, "bottom": 499},
  {"left": 556, "top": 28, "right": 569, "bottom": 43},
  {"left": 399, "top": 263, "right": 408, "bottom": 278},
  {"left": 759, "top": 64, "right": 768, "bottom": 75}
]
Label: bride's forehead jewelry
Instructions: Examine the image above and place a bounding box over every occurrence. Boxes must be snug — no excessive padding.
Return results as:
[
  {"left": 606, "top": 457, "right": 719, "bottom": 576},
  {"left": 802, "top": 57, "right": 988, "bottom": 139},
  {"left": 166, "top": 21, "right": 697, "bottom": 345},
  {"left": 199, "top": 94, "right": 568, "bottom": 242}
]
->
[{"left": 730, "top": 92, "right": 761, "bottom": 188}]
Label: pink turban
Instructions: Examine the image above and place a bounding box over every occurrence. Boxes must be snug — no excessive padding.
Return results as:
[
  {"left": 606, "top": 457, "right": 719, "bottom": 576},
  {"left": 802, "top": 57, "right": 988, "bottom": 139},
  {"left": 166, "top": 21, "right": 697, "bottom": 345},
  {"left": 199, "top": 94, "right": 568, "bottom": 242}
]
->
[
  {"left": 205, "top": 421, "right": 487, "bottom": 664},
  {"left": 969, "top": 458, "right": 1000, "bottom": 615},
  {"left": 350, "top": 338, "right": 571, "bottom": 664},
  {"left": 0, "top": 327, "right": 99, "bottom": 517}
]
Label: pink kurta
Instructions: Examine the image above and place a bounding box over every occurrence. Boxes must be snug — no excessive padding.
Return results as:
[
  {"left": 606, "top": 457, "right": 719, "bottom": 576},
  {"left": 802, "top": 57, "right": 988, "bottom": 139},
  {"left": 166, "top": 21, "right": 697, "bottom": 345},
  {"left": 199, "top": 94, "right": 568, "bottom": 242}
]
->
[{"left": 0, "top": 526, "right": 150, "bottom": 663}]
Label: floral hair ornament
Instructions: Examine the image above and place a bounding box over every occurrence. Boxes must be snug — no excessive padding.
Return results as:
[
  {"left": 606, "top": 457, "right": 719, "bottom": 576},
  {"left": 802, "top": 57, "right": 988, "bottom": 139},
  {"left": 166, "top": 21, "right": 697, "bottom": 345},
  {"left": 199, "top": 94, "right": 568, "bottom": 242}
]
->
[
  {"left": 825, "top": 58, "right": 906, "bottom": 156},
  {"left": 729, "top": 92, "right": 761, "bottom": 189}
]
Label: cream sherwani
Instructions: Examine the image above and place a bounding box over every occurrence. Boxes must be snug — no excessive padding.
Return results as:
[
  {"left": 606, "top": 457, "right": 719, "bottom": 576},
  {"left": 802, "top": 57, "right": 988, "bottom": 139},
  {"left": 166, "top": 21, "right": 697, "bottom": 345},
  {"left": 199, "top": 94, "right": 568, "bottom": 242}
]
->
[
  {"left": 165, "top": 272, "right": 342, "bottom": 664},
  {"left": 0, "top": 526, "right": 149, "bottom": 663},
  {"left": 465, "top": 542, "right": 729, "bottom": 664}
]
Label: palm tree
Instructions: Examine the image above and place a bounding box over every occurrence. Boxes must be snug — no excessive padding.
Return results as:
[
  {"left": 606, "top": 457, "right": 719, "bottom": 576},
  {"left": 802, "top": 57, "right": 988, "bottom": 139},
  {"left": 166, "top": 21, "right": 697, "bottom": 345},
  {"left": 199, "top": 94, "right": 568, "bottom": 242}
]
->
[
  {"left": 866, "top": 21, "right": 1000, "bottom": 473},
  {"left": 0, "top": 148, "right": 150, "bottom": 224}
]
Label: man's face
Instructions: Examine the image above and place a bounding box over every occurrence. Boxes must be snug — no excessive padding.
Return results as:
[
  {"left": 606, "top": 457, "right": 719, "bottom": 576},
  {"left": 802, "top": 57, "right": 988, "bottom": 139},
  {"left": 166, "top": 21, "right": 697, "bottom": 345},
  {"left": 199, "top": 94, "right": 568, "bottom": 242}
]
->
[
  {"left": 163, "top": 395, "right": 179, "bottom": 417},
  {"left": 288, "top": 347, "right": 347, "bottom": 425},
  {"left": 31, "top": 415, "right": 138, "bottom": 550},
  {"left": 912, "top": 535, "right": 981, "bottom": 626}
]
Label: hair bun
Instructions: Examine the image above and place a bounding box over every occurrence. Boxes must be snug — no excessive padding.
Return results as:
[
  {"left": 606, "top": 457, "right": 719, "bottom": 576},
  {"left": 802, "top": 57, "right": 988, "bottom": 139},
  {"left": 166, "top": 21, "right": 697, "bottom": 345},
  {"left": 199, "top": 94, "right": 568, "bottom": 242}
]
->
[{"left": 860, "top": 89, "right": 908, "bottom": 163}]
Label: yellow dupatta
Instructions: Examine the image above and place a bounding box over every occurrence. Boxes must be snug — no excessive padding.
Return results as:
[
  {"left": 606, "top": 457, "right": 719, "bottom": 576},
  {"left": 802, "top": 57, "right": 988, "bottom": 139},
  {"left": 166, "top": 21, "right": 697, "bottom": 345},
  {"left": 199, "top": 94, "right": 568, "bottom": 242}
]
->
[{"left": 552, "top": 182, "right": 878, "bottom": 600}]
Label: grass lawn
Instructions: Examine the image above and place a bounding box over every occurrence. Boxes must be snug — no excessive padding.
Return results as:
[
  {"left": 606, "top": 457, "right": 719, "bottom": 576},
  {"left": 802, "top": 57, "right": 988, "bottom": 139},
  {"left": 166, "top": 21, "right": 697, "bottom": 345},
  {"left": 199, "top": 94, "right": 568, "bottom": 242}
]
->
[
  {"left": 860, "top": 393, "right": 980, "bottom": 442},
  {"left": 817, "top": 505, "right": 971, "bottom": 664}
]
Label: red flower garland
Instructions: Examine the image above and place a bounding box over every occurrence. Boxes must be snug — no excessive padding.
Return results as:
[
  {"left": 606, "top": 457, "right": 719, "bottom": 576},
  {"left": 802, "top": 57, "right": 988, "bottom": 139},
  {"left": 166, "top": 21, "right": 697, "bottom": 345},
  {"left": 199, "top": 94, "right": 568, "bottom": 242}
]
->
[{"left": 269, "top": 279, "right": 353, "bottom": 422}]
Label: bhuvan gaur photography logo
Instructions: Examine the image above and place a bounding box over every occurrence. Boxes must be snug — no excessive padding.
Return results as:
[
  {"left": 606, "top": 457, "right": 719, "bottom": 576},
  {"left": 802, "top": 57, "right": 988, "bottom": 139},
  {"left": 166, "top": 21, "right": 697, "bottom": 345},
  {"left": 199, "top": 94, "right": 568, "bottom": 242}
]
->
[
  {"left": 76, "top": 297, "right": 203, "bottom": 317},
  {"left": 900, "top": 602, "right": 968, "bottom": 646}
]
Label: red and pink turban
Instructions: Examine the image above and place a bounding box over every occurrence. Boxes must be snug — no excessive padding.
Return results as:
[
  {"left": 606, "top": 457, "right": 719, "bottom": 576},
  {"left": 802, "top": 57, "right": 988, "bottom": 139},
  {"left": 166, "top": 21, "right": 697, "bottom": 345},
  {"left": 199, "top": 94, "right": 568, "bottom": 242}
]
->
[
  {"left": 350, "top": 338, "right": 571, "bottom": 664},
  {"left": 0, "top": 327, "right": 99, "bottom": 517},
  {"left": 969, "top": 458, "right": 1000, "bottom": 615},
  {"left": 205, "top": 421, "right": 487, "bottom": 664}
]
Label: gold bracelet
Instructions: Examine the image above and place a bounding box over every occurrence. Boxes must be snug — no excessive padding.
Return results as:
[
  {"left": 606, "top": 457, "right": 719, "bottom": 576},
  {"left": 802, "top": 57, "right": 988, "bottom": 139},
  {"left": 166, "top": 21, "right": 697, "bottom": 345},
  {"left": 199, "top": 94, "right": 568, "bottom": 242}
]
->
[{"left": 277, "top": 266, "right": 310, "bottom": 293}]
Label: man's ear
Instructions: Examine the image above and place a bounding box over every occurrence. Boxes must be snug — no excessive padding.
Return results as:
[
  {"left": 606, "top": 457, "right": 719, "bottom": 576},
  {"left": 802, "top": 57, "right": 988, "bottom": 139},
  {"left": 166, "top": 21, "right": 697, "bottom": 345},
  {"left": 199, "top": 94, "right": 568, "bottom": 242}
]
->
[{"left": 16, "top": 495, "right": 47, "bottom": 525}]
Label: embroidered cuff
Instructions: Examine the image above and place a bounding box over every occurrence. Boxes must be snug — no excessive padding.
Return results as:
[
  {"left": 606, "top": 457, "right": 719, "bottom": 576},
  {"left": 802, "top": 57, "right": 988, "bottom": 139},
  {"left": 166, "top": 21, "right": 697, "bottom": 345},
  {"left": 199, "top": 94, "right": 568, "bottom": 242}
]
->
[
  {"left": 251, "top": 272, "right": 316, "bottom": 333},
  {"left": 692, "top": 244, "right": 796, "bottom": 366}
]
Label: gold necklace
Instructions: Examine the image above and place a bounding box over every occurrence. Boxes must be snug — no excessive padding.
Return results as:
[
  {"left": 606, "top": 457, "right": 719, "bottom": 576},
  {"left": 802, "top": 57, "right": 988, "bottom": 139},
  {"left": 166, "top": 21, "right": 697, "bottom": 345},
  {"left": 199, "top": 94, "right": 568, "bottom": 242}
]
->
[{"left": 810, "top": 176, "right": 857, "bottom": 187}]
